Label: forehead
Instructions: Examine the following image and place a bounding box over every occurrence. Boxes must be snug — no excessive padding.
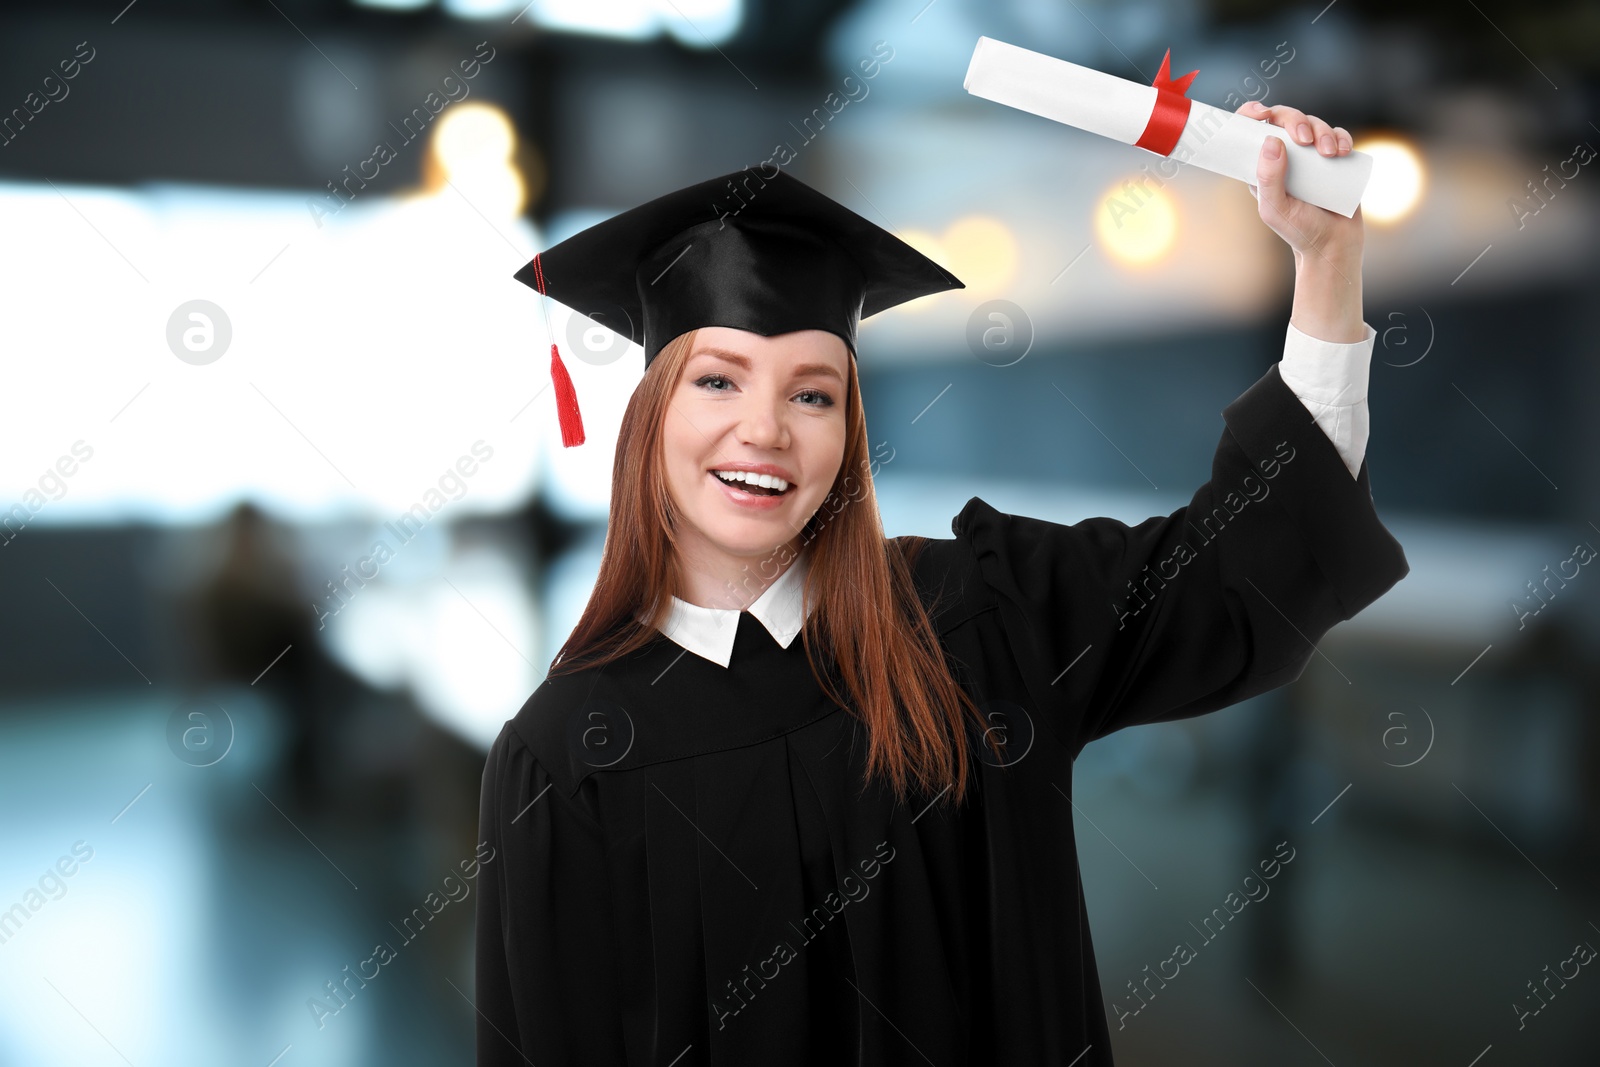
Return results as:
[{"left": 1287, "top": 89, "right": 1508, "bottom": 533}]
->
[{"left": 687, "top": 327, "right": 849, "bottom": 373}]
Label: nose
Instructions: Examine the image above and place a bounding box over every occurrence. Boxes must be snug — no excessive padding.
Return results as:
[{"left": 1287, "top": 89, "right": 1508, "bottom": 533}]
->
[{"left": 735, "top": 388, "right": 790, "bottom": 450}]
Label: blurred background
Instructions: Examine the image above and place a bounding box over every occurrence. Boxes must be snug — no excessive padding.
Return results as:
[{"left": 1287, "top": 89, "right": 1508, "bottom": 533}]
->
[{"left": 1, "top": 0, "right": 1596, "bottom": 1063}]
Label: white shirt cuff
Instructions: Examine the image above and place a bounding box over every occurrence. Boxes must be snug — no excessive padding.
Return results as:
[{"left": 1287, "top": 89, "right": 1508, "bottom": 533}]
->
[{"left": 1278, "top": 320, "right": 1376, "bottom": 481}]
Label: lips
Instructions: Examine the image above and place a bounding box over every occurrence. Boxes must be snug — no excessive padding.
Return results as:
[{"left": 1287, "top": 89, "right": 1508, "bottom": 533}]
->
[
  {"left": 709, "top": 469, "right": 792, "bottom": 495},
  {"left": 707, "top": 469, "right": 792, "bottom": 509}
]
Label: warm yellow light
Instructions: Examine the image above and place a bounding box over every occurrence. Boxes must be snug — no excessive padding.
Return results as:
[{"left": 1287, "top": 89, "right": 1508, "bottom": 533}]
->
[
  {"left": 1094, "top": 178, "right": 1178, "bottom": 266},
  {"left": 1356, "top": 136, "right": 1425, "bottom": 224},
  {"left": 941, "top": 215, "right": 1018, "bottom": 293},
  {"left": 431, "top": 103, "right": 517, "bottom": 177},
  {"left": 428, "top": 103, "right": 525, "bottom": 217}
]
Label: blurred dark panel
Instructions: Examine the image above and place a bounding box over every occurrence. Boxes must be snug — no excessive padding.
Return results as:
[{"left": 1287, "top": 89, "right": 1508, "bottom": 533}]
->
[{"left": 863, "top": 280, "right": 1598, "bottom": 523}]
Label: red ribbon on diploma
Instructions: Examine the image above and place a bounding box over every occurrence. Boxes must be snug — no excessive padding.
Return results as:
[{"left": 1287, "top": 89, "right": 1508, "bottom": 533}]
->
[{"left": 1134, "top": 49, "right": 1200, "bottom": 157}]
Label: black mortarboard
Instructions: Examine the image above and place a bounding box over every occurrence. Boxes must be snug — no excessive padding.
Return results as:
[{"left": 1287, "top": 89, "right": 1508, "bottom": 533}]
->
[{"left": 513, "top": 166, "right": 964, "bottom": 447}]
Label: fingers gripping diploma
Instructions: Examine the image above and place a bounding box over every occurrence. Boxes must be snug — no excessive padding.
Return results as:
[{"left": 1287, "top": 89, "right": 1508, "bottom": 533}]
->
[{"left": 1240, "top": 98, "right": 1366, "bottom": 259}]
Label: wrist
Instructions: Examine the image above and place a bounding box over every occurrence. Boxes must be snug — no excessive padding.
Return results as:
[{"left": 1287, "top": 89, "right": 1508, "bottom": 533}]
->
[
  {"left": 1292, "top": 238, "right": 1363, "bottom": 278},
  {"left": 1290, "top": 243, "right": 1365, "bottom": 343}
]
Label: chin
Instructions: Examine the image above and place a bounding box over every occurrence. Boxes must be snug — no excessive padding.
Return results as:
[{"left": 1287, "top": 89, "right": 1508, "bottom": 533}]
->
[
  {"left": 702, "top": 520, "right": 789, "bottom": 555},
  {"left": 691, "top": 505, "right": 796, "bottom": 554}
]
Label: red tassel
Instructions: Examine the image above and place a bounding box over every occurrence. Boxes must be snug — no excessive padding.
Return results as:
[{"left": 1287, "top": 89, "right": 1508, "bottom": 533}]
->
[
  {"left": 531, "top": 251, "right": 585, "bottom": 448},
  {"left": 549, "top": 341, "right": 586, "bottom": 447}
]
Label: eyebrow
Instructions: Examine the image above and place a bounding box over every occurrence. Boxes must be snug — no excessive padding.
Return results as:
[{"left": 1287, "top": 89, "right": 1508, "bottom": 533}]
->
[{"left": 690, "top": 346, "right": 845, "bottom": 384}]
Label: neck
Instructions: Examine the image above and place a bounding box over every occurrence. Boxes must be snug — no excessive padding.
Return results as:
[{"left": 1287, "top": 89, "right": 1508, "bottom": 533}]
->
[{"left": 674, "top": 539, "right": 804, "bottom": 611}]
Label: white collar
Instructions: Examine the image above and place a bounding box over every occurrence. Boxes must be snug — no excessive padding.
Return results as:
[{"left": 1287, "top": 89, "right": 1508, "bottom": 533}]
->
[{"left": 643, "top": 549, "right": 814, "bottom": 668}]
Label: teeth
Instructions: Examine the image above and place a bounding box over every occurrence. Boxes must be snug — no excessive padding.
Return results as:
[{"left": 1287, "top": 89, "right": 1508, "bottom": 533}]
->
[{"left": 713, "top": 469, "right": 790, "bottom": 491}]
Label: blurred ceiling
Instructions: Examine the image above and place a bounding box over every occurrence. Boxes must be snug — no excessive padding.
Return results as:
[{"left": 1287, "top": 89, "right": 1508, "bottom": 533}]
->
[{"left": 2, "top": 0, "right": 1594, "bottom": 204}]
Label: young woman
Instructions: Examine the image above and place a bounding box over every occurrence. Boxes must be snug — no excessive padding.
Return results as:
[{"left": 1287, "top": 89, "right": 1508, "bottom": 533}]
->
[{"left": 476, "top": 101, "right": 1408, "bottom": 1066}]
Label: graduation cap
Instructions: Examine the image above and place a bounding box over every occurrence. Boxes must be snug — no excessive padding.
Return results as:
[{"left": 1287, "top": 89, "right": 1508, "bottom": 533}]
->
[{"left": 513, "top": 166, "right": 965, "bottom": 447}]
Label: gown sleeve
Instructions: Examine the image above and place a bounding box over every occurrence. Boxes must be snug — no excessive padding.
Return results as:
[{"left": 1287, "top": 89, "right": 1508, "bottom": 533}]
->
[
  {"left": 952, "top": 362, "right": 1408, "bottom": 756},
  {"left": 474, "top": 720, "right": 628, "bottom": 1066}
]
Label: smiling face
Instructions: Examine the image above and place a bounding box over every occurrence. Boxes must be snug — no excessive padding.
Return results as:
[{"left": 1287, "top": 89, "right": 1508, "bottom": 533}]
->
[{"left": 661, "top": 326, "right": 850, "bottom": 595}]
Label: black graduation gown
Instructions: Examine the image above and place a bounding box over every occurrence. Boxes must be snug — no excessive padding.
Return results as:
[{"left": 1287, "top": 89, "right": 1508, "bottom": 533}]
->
[{"left": 474, "top": 362, "right": 1409, "bottom": 1066}]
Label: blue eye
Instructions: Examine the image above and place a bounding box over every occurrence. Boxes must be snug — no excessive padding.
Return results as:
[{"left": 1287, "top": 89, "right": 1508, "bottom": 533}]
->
[{"left": 694, "top": 375, "right": 833, "bottom": 407}]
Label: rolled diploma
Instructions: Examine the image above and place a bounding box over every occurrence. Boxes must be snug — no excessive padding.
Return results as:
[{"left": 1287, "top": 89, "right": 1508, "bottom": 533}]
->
[{"left": 963, "top": 36, "right": 1372, "bottom": 218}]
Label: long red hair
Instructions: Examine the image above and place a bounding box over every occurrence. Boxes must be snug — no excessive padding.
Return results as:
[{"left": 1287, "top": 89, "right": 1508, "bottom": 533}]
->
[{"left": 549, "top": 329, "right": 999, "bottom": 807}]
